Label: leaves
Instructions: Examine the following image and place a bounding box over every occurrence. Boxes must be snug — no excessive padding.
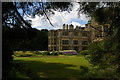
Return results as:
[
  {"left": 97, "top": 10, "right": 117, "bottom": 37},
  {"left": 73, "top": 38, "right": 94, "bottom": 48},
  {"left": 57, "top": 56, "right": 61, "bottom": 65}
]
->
[{"left": 2, "top": 2, "right": 72, "bottom": 28}]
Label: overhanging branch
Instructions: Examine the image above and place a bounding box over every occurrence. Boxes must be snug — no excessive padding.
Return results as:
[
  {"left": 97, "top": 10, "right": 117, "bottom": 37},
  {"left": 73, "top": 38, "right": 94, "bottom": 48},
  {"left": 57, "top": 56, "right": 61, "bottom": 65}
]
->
[{"left": 41, "top": 2, "right": 54, "bottom": 27}]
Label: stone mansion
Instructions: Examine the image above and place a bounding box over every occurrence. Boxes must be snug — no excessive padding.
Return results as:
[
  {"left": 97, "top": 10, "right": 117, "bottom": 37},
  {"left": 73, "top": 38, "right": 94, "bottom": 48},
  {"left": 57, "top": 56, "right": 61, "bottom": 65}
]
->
[{"left": 48, "top": 23, "right": 109, "bottom": 51}]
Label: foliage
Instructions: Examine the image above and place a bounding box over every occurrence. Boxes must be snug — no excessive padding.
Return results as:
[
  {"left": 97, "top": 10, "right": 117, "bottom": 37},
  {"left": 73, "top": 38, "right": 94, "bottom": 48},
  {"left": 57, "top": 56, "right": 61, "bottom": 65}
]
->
[
  {"left": 14, "top": 51, "right": 36, "bottom": 57},
  {"left": 2, "top": 2, "right": 73, "bottom": 78},
  {"left": 50, "top": 52, "right": 59, "bottom": 56},
  {"left": 80, "top": 50, "right": 90, "bottom": 56},
  {"left": 14, "top": 51, "right": 60, "bottom": 56},
  {"left": 88, "top": 39, "right": 120, "bottom": 78},
  {"left": 13, "top": 50, "right": 86, "bottom": 57},
  {"left": 24, "top": 29, "right": 48, "bottom": 51},
  {"left": 3, "top": 27, "right": 48, "bottom": 51},
  {"left": 2, "top": 43, "right": 13, "bottom": 78},
  {"left": 40, "top": 51, "right": 50, "bottom": 55},
  {"left": 78, "top": 2, "right": 120, "bottom": 78},
  {"left": 79, "top": 66, "right": 90, "bottom": 76},
  {"left": 14, "top": 50, "right": 93, "bottom": 57},
  {"left": 2, "top": 2, "right": 72, "bottom": 28}
]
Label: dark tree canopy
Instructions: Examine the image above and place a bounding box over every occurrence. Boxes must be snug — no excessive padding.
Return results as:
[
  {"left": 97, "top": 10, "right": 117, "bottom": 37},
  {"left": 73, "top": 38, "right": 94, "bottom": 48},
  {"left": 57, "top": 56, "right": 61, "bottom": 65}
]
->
[{"left": 79, "top": 2, "right": 120, "bottom": 77}]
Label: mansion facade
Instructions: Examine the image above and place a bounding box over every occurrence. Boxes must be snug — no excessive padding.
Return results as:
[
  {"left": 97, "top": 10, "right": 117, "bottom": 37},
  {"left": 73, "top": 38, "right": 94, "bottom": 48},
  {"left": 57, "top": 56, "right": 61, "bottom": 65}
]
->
[{"left": 48, "top": 23, "right": 108, "bottom": 51}]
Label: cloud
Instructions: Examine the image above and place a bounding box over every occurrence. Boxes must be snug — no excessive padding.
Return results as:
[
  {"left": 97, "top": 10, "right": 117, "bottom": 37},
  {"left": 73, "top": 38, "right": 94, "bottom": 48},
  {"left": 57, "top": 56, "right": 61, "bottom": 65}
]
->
[
  {"left": 27, "top": 2, "right": 89, "bottom": 30},
  {"left": 71, "top": 22, "right": 85, "bottom": 27}
]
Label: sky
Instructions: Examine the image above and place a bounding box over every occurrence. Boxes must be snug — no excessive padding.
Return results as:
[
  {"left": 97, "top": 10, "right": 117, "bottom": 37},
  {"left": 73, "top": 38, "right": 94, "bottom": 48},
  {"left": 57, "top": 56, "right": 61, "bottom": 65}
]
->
[{"left": 24, "top": 2, "right": 90, "bottom": 30}]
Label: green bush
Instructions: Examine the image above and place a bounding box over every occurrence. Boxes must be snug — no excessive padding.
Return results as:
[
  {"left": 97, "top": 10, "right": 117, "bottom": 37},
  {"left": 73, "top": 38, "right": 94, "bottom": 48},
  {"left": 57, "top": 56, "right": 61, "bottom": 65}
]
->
[
  {"left": 34, "top": 51, "right": 43, "bottom": 55},
  {"left": 58, "top": 52, "right": 63, "bottom": 55},
  {"left": 80, "top": 50, "right": 90, "bottom": 56},
  {"left": 41, "top": 51, "right": 50, "bottom": 55},
  {"left": 22, "top": 52, "right": 35, "bottom": 57},
  {"left": 14, "top": 51, "right": 61, "bottom": 56},
  {"left": 14, "top": 51, "right": 35, "bottom": 57},
  {"left": 80, "top": 66, "right": 90, "bottom": 74},
  {"left": 14, "top": 51, "right": 23, "bottom": 57},
  {"left": 51, "top": 52, "right": 58, "bottom": 56}
]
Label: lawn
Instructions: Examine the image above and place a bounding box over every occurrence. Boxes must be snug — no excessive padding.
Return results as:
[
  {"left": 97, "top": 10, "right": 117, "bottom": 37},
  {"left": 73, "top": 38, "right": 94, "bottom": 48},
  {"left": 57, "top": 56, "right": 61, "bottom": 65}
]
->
[{"left": 12, "top": 55, "right": 92, "bottom": 78}]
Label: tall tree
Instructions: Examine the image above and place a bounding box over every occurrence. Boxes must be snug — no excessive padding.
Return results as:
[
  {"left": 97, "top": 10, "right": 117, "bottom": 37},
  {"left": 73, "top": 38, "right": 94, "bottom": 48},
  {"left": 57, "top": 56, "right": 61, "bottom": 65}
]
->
[
  {"left": 2, "top": 2, "right": 72, "bottom": 78},
  {"left": 78, "top": 2, "right": 120, "bottom": 78}
]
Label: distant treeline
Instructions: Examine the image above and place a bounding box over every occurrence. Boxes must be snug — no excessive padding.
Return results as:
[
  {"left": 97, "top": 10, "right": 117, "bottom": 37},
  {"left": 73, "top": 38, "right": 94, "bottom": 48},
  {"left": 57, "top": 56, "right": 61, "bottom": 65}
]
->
[{"left": 3, "top": 26, "right": 48, "bottom": 51}]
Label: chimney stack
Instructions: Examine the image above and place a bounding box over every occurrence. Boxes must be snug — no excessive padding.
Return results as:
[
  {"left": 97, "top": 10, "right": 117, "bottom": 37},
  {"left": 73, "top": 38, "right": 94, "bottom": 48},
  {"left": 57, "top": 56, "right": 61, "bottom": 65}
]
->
[
  {"left": 63, "top": 24, "right": 65, "bottom": 29},
  {"left": 69, "top": 24, "right": 74, "bottom": 30},
  {"left": 76, "top": 26, "right": 79, "bottom": 30}
]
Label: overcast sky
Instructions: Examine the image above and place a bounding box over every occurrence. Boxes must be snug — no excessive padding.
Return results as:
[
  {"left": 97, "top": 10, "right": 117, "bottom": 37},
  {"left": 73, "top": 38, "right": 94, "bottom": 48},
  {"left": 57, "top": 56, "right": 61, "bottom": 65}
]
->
[{"left": 24, "top": 2, "right": 90, "bottom": 30}]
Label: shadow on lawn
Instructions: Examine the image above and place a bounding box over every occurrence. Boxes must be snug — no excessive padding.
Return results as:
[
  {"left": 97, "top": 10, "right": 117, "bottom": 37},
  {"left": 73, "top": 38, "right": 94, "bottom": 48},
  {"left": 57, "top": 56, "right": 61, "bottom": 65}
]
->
[{"left": 11, "top": 60, "right": 91, "bottom": 79}]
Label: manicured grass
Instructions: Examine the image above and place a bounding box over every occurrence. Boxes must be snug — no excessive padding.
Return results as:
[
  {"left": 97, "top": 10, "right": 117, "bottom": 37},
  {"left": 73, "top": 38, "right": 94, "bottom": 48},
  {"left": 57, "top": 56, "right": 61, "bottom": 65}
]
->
[{"left": 13, "top": 55, "right": 92, "bottom": 78}]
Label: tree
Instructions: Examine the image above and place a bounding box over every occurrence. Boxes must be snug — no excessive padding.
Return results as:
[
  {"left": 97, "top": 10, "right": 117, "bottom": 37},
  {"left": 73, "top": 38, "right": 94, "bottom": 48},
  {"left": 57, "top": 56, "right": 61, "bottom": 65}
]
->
[
  {"left": 22, "top": 29, "right": 48, "bottom": 51},
  {"left": 78, "top": 2, "right": 120, "bottom": 78},
  {"left": 2, "top": 2, "right": 73, "bottom": 78},
  {"left": 2, "top": 2, "right": 72, "bottom": 27}
]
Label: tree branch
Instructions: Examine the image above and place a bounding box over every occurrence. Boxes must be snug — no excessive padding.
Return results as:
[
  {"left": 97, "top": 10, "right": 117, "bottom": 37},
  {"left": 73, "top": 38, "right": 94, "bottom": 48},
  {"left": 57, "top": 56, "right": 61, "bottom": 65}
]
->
[
  {"left": 41, "top": 2, "right": 54, "bottom": 27},
  {"left": 11, "top": 2, "right": 32, "bottom": 29}
]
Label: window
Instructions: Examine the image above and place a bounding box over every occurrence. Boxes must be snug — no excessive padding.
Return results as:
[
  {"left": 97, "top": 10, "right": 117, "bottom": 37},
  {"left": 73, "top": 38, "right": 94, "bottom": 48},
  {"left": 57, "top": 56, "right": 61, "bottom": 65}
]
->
[
  {"left": 51, "top": 42, "right": 54, "bottom": 45},
  {"left": 54, "top": 42, "right": 56, "bottom": 45},
  {"left": 82, "top": 32, "right": 88, "bottom": 37},
  {"left": 51, "top": 32, "right": 54, "bottom": 36},
  {"left": 62, "top": 31, "right": 68, "bottom": 36},
  {"left": 82, "top": 41, "right": 88, "bottom": 45},
  {"left": 74, "top": 32, "right": 78, "bottom": 36},
  {"left": 54, "top": 32, "right": 57, "bottom": 36},
  {"left": 62, "top": 40, "right": 69, "bottom": 45},
  {"left": 62, "top": 46, "right": 69, "bottom": 50},
  {"left": 54, "top": 47, "right": 56, "bottom": 51},
  {"left": 54, "top": 39, "right": 57, "bottom": 45},
  {"left": 73, "top": 40, "right": 78, "bottom": 45}
]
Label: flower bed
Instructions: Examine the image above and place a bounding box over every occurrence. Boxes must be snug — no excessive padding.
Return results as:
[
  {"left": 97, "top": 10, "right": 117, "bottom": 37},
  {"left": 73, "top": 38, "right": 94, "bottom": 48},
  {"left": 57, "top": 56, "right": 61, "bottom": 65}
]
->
[{"left": 62, "top": 51, "right": 78, "bottom": 55}]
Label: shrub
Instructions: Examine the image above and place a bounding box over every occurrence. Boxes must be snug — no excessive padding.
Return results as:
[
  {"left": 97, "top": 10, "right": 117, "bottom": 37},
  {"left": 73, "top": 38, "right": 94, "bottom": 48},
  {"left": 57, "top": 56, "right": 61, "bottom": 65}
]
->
[
  {"left": 34, "top": 51, "right": 43, "bottom": 55},
  {"left": 80, "top": 66, "right": 90, "bottom": 74},
  {"left": 80, "top": 50, "right": 90, "bottom": 56},
  {"left": 14, "top": 51, "right": 35, "bottom": 57},
  {"left": 52, "top": 52, "right": 58, "bottom": 56},
  {"left": 58, "top": 52, "right": 63, "bottom": 55},
  {"left": 14, "top": 51, "right": 24, "bottom": 57},
  {"left": 21, "top": 52, "right": 35, "bottom": 57},
  {"left": 41, "top": 51, "right": 50, "bottom": 55}
]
